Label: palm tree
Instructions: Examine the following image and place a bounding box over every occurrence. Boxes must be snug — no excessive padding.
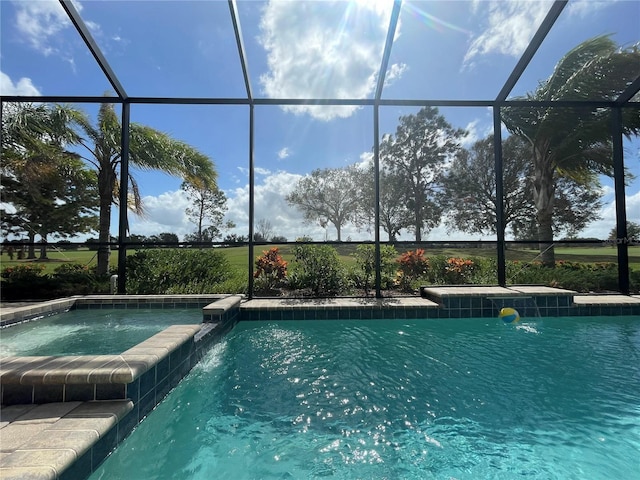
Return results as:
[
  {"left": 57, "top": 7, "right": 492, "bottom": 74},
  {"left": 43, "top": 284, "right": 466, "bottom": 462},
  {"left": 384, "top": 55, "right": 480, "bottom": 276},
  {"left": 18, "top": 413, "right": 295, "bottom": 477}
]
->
[
  {"left": 2, "top": 103, "right": 80, "bottom": 172},
  {"left": 502, "top": 35, "right": 640, "bottom": 266},
  {"left": 71, "top": 102, "right": 218, "bottom": 275},
  {"left": 2, "top": 103, "right": 90, "bottom": 258}
]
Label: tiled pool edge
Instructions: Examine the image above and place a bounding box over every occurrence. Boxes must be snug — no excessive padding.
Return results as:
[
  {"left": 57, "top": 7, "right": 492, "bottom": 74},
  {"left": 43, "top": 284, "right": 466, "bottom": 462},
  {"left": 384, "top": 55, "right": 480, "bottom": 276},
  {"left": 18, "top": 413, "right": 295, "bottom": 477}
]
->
[
  {"left": 0, "top": 294, "right": 231, "bottom": 328},
  {"left": 419, "top": 286, "right": 640, "bottom": 317},
  {"left": 238, "top": 290, "right": 640, "bottom": 320},
  {"left": 0, "top": 295, "right": 242, "bottom": 480},
  {"left": 2, "top": 291, "right": 639, "bottom": 327}
]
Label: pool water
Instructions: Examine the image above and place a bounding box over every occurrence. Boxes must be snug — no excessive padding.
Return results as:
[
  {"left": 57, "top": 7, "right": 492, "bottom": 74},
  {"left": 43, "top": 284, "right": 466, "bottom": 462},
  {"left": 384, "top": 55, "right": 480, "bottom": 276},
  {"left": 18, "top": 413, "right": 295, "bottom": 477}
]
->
[
  {"left": 0, "top": 309, "right": 202, "bottom": 356},
  {"left": 90, "top": 316, "right": 640, "bottom": 479}
]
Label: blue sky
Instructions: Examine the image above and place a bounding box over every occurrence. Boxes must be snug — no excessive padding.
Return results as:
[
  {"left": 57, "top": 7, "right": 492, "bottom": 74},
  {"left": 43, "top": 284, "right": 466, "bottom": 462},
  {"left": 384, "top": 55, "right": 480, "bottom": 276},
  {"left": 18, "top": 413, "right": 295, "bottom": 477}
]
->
[{"left": 1, "top": 0, "right": 639, "bottom": 242}]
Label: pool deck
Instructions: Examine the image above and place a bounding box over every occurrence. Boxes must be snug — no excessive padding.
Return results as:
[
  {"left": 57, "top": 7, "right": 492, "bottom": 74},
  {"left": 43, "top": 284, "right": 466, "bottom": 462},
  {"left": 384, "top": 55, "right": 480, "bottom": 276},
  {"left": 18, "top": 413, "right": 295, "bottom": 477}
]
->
[
  {"left": 0, "top": 400, "right": 133, "bottom": 480},
  {"left": 1, "top": 290, "right": 639, "bottom": 479}
]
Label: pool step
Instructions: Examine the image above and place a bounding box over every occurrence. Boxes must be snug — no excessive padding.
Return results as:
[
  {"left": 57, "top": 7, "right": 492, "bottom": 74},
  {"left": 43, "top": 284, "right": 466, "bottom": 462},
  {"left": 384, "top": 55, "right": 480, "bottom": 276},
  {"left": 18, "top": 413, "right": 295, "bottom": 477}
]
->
[{"left": 420, "top": 285, "right": 577, "bottom": 318}]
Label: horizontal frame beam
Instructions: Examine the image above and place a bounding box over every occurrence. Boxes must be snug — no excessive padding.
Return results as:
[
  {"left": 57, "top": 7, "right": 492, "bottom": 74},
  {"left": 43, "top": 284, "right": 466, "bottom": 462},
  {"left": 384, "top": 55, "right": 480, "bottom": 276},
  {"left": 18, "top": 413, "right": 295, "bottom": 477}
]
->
[{"left": 1, "top": 96, "right": 629, "bottom": 109}]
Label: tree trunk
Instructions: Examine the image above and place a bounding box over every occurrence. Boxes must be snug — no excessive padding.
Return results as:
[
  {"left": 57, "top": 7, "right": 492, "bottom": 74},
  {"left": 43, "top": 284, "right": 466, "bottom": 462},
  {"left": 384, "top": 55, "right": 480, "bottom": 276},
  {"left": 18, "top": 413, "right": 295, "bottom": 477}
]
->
[
  {"left": 533, "top": 147, "right": 556, "bottom": 267},
  {"left": 96, "top": 168, "right": 114, "bottom": 276},
  {"left": 537, "top": 211, "right": 555, "bottom": 266},
  {"left": 414, "top": 199, "right": 422, "bottom": 242},
  {"left": 413, "top": 183, "right": 423, "bottom": 242},
  {"left": 38, "top": 235, "right": 48, "bottom": 260},
  {"left": 335, "top": 223, "right": 341, "bottom": 242},
  {"left": 198, "top": 204, "right": 204, "bottom": 243},
  {"left": 27, "top": 232, "right": 37, "bottom": 259}
]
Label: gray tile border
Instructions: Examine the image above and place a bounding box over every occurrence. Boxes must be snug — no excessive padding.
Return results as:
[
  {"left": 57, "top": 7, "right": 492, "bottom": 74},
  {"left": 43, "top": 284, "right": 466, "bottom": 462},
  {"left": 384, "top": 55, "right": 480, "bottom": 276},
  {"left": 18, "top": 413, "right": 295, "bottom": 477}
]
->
[
  {"left": 0, "top": 325, "right": 205, "bottom": 406},
  {"left": 573, "top": 294, "right": 640, "bottom": 305}
]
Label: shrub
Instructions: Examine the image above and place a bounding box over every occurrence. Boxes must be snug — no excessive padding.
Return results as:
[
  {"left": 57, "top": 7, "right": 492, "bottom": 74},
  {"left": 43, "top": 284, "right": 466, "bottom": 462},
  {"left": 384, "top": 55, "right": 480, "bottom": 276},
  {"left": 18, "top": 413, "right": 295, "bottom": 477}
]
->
[
  {"left": 50, "top": 263, "right": 98, "bottom": 295},
  {"left": 423, "top": 255, "right": 449, "bottom": 284},
  {"left": 52, "top": 263, "right": 93, "bottom": 282},
  {"left": 468, "top": 256, "right": 497, "bottom": 284},
  {"left": 1, "top": 263, "right": 46, "bottom": 281},
  {"left": 397, "top": 249, "right": 429, "bottom": 291},
  {"left": 125, "top": 248, "right": 233, "bottom": 294},
  {"left": 349, "top": 244, "right": 397, "bottom": 295},
  {"left": 508, "top": 260, "right": 622, "bottom": 292},
  {"left": 1, "top": 264, "right": 49, "bottom": 300},
  {"left": 212, "top": 269, "right": 248, "bottom": 295},
  {"left": 288, "top": 244, "right": 346, "bottom": 296},
  {"left": 417, "top": 255, "right": 490, "bottom": 286},
  {"left": 0, "top": 263, "right": 107, "bottom": 300},
  {"left": 630, "top": 269, "right": 640, "bottom": 292},
  {"left": 254, "top": 247, "right": 287, "bottom": 293},
  {"left": 444, "top": 257, "right": 476, "bottom": 284}
]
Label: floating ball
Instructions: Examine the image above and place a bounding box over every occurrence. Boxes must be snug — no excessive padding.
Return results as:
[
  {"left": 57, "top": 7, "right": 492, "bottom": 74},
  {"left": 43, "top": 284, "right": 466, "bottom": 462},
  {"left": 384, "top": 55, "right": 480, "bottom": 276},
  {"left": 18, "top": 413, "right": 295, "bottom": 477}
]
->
[{"left": 499, "top": 307, "right": 520, "bottom": 323}]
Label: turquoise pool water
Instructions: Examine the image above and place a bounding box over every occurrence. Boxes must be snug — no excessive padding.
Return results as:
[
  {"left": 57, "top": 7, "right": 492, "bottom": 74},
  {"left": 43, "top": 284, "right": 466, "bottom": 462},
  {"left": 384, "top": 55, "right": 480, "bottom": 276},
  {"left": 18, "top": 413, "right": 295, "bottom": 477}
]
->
[
  {"left": 0, "top": 309, "right": 201, "bottom": 356},
  {"left": 91, "top": 316, "right": 640, "bottom": 479}
]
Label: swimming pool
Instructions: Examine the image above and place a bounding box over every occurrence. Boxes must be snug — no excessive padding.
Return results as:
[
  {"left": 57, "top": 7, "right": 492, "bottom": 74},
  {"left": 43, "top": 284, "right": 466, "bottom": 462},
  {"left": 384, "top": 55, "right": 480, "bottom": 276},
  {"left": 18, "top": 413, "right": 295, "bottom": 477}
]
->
[
  {"left": 0, "top": 308, "right": 202, "bottom": 356},
  {"left": 89, "top": 316, "right": 640, "bottom": 479}
]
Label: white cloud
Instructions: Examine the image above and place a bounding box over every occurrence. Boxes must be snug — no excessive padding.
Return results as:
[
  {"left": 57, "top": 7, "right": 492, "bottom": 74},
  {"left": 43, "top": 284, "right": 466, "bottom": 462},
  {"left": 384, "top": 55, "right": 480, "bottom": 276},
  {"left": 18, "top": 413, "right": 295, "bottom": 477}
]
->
[
  {"left": 581, "top": 191, "right": 640, "bottom": 239},
  {"left": 258, "top": 0, "right": 404, "bottom": 121},
  {"left": 566, "top": 0, "right": 615, "bottom": 18},
  {"left": 10, "top": 0, "right": 115, "bottom": 62},
  {"left": 226, "top": 171, "right": 308, "bottom": 238},
  {"left": 277, "top": 147, "right": 290, "bottom": 160},
  {"left": 461, "top": 120, "right": 480, "bottom": 148},
  {"left": 460, "top": 117, "right": 494, "bottom": 148},
  {"left": 255, "top": 167, "right": 272, "bottom": 176},
  {"left": 464, "top": 1, "right": 553, "bottom": 67},
  {"left": 384, "top": 62, "right": 408, "bottom": 85},
  {"left": 357, "top": 151, "right": 373, "bottom": 169},
  {"left": 0, "top": 71, "right": 41, "bottom": 96},
  {"left": 224, "top": 170, "right": 372, "bottom": 241},
  {"left": 12, "top": 0, "right": 74, "bottom": 56},
  {"left": 84, "top": 19, "right": 100, "bottom": 34},
  {"left": 126, "top": 190, "right": 192, "bottom": 238}
]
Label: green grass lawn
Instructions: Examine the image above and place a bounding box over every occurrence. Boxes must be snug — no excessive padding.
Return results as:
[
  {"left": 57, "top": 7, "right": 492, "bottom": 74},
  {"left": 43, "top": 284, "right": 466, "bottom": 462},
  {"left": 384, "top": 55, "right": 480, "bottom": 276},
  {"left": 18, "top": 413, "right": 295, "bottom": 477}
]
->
[
  {"left": 507, "top": 246, "right": 640, "bottom": 270},
  {"left": 0, "top": 249, "right": 115, "bottom": 274},
  {"left": 2, "top": 245, "right": 638, "bottom": 276}
]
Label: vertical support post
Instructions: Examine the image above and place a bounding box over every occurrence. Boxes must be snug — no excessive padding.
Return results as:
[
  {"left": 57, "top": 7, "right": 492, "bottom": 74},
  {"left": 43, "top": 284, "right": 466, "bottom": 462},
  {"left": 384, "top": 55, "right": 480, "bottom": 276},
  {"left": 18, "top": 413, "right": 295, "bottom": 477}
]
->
[
  {"left": 373, "top": 105, "right": 382, "bottom": 298},
  {"left": 612, "top": 107, "right": 629, "bottom": 294},
  {"left": 493, "top": 107, "right": 506, "bottom": 286},
  {"left": 117, "top": 102, "right": 130, "bottom": 294},
  {"left": 248, "top": 104, "right": 255, "bottom": 299}
]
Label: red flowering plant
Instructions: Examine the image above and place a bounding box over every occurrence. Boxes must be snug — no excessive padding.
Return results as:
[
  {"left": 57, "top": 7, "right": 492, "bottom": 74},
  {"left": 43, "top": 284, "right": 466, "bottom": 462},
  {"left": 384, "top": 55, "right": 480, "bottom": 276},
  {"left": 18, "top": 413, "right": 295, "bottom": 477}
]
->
[
  {"left": 1, "top": 264, "right": 46, "bottom": 281},
  {"left": 397, "top": 249, "right": 429, "bottom": 291},
  {"left": 444, "top": 257, "right": 476, "bottom": 284},
  {"left": 254, "top": 247, "right": 288, "bottom": 293}
]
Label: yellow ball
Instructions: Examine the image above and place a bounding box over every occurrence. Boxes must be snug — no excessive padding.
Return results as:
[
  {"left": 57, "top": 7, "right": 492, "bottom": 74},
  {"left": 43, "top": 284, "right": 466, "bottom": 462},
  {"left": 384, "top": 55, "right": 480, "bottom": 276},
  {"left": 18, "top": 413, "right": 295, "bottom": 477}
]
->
[{"left": 499, "top": 307, "right": 520, "bottom": 323}]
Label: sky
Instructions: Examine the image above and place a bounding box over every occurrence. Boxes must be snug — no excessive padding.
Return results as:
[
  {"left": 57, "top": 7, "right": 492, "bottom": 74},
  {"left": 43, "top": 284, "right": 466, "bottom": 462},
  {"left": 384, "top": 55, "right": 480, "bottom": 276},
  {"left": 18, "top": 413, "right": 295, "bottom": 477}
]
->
[{"left": 1, "top": 0, "right": 639, "bottom": 243}]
